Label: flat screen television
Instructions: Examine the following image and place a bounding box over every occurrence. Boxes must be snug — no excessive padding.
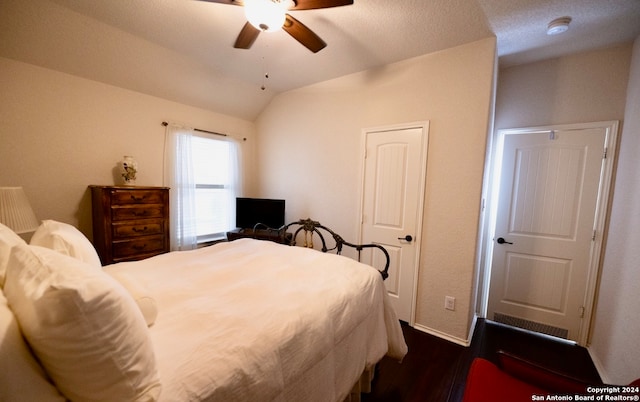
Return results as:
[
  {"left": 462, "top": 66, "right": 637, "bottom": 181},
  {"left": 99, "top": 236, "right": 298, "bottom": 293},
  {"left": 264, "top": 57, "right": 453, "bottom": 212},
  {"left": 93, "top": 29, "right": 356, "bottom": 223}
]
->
[{"left": 235, "top": 197, "right": 285, "bottom": 230}]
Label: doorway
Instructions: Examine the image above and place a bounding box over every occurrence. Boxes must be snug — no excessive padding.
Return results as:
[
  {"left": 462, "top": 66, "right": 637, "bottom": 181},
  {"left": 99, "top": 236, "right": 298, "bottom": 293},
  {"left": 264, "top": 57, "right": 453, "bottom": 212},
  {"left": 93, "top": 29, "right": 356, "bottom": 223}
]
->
[
  {"left": 483, "top": 121, "right": 618, "bottom": 345},
  {"left": 359, "top": 122, "right": 429, "bottom": 325}
]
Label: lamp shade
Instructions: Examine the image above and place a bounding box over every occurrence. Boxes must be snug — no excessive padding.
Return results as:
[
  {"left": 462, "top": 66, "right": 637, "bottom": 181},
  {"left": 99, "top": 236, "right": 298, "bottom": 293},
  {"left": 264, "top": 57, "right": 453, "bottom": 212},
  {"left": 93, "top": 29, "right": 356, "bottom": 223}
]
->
[{"left": 0, "top": 187, "right": 39, "bottom": 234}]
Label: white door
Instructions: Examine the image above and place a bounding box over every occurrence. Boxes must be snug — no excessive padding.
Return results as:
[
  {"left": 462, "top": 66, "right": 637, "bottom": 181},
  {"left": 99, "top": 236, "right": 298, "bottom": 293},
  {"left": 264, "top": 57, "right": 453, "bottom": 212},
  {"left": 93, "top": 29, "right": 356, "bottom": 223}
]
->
[
  {"left": 360, "top": 122, "right": 428, "bottom": 324},
  {"left": 487, "top": 122, "right": 618, "bottom": 343}
]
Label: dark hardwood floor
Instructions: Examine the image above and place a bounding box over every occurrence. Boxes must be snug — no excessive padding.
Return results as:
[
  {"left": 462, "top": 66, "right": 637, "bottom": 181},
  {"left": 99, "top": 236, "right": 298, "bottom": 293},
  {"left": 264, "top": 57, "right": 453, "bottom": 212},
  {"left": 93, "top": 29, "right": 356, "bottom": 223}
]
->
[{"left": 363, "top": 319, "right": 602, "bottom": 402}]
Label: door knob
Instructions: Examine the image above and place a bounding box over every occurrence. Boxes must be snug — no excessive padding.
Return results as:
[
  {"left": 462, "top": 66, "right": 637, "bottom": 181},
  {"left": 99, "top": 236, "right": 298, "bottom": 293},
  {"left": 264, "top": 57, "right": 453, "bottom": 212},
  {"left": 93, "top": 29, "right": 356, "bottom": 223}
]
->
[
  {"left": 398, "top": 235, "right": 413, "bottom": 242},
  {"left": 496, "top": 237, "right": 513, "bottom": 245}
]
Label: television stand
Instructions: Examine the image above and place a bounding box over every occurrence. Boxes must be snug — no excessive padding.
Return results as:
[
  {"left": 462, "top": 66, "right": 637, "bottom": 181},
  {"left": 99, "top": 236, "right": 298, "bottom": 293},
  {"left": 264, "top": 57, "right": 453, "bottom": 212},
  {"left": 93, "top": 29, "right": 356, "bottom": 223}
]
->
[{"left": 226, "top": 228, "right": 293, "bottom": 245}]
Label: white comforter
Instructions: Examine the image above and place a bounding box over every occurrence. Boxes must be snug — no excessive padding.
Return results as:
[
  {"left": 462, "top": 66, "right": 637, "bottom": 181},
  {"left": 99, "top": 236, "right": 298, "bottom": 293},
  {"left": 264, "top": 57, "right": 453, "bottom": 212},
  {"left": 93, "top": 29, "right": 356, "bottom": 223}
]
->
[{"left": 105, "top": 239, "right": 407, "bottom": 402}]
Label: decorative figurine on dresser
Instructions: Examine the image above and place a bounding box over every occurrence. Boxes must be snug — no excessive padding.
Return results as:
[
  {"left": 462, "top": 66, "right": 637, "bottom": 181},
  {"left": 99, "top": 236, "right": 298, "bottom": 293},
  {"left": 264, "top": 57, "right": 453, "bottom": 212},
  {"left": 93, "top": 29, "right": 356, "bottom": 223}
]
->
[{"left": 90, "top": 186, "right": 170, "bottom": 265}]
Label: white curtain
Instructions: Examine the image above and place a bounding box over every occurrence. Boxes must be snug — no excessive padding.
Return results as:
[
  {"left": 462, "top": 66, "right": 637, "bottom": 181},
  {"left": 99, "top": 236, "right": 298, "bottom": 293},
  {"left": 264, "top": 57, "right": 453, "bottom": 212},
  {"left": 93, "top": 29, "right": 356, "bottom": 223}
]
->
[
  {"left": 163, "top": 124, "right": 198, "bottom": 251},
  {"left": 164, "top": 123, "right": 243, "bottom": 248}
]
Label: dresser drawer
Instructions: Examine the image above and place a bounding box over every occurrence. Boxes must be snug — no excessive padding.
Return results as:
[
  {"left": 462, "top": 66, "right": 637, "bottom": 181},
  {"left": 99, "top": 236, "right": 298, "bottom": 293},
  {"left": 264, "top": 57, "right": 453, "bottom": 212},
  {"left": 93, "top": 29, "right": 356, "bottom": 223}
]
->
[
  {"left": 113, "top": 236, "right": 166, "bottom": 259},
  {"left": 111, "top": 205, "right": 165, "bottom": 221},
  {"left": 112, "top": 220, "right": 164, "bottom": 239},
  {"left": 110, "top": 189, "right": 165, "bottom": 205}
]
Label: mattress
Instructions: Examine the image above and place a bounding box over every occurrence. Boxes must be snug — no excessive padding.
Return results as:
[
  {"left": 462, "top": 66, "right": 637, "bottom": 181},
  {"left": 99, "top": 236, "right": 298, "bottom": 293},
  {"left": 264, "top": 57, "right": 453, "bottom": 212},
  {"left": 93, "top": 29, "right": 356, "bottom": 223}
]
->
[{"left": 104, "top": 238, "right": 407, "bottom": 402}]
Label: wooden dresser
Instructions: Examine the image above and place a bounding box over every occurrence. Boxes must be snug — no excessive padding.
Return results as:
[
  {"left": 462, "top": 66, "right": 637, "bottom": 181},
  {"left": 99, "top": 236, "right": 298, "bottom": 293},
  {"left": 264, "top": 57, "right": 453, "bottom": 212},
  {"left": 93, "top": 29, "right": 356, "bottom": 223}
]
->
[{"left": 90, "top": 186, "right": 170, "bottom": 265}]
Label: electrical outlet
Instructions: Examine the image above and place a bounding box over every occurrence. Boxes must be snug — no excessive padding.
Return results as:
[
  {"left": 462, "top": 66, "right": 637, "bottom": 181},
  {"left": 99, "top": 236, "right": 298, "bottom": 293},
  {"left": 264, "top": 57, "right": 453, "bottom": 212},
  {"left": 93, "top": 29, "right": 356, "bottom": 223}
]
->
[{"left": 445, "top": 296, "right": 455, "bottom": 311}]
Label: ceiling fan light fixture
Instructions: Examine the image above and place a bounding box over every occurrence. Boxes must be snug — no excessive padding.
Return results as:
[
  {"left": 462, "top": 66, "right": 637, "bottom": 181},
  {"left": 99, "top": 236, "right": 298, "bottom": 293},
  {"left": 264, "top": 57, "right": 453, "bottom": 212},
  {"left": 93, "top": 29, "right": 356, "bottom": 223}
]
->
[
  {"left": 244, "top": 0, "right": 287, "bottom": 32},
  {"left": 547, "top": 16, "right": 572, "bottom": 35}
]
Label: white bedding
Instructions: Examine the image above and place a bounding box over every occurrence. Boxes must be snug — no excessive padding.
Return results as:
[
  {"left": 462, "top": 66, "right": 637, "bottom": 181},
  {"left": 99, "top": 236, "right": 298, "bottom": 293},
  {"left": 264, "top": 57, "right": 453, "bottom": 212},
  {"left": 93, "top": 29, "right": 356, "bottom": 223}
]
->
[{"left": 105, "top": 239, "right": 407, "bottom": 402}]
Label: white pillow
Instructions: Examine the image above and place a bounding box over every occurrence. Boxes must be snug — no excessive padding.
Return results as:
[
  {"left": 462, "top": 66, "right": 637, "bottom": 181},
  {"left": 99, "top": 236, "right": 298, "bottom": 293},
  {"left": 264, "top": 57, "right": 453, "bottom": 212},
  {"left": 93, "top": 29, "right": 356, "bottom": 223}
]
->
[
  {"left": 30, "top": 220, "right": 102, "bottom": 268},
  {"left": 107, "top": 271, "right": 158, "bottom": 327},
  {"left": 0, "top": 289, "right": 65, "bottom": 402},
  {"left": 3, "top": 244, "right": 162, "bottom": 402},
  {"left": 0, "top": 222, "right": 26, "bottom": 288}
]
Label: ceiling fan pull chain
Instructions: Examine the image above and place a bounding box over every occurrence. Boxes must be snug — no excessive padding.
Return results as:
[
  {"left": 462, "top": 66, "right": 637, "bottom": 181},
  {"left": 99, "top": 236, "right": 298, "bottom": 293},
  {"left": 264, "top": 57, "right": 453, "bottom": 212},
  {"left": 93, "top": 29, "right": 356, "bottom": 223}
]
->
[{"left": 261, "top": 52, "right": 270, "bottom": 90}]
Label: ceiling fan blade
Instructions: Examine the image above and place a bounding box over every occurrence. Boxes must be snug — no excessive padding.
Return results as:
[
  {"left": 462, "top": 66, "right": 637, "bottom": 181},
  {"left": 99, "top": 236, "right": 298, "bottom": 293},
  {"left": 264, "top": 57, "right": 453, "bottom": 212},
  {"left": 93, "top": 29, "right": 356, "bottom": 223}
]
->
[
  {"left": 290, "top": 0, "right": 353, "bottom": 10},
  {"left": 282, "top": 14, "right": 326, "bottom": 53},
  {"left": 196, "top": 0, "right": 352, "bottom": 10},
  {"left": 195, "top": 0, "right": 244, "bottom": 5},
  {"left": 234, "top": 22, "right": 261, "bottom": 49}
]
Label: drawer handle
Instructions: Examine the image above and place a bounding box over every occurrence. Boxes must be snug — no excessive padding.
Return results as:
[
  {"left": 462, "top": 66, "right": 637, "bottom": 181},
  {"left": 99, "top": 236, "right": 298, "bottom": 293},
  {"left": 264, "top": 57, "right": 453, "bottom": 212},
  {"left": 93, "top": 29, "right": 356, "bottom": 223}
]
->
[
  {"left": 132, "top": 244, "right": 147, "bottom": 250},
  {"left": 132, "top": 226, "right": 148, "bottom": 233},
  {"left": 133, "top": 211, "right": 149, "bottom": 217},
  {"left": 130, "top": 195, "right": 147, "bottom": 202}
]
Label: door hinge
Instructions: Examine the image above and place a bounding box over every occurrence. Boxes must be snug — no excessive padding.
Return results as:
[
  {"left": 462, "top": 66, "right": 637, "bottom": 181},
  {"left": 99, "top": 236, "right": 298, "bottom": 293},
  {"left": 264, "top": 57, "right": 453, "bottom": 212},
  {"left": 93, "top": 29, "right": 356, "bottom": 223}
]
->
[
  {"left": 592, "top": 230, "right": 597, "bottom": 241},
  {"left": 603, "top": 147, "right": 608, "bottom": 159},
  {"left": 579, "top": 306, "right": 585, "bottom": 318}
]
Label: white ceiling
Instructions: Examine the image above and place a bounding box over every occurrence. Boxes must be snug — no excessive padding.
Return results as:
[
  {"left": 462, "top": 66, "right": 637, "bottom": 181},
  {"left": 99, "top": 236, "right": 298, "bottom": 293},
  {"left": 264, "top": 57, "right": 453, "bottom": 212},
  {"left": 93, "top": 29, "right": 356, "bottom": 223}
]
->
[{"left": 1, "top": 0, "right": 639, "bottom": 120}]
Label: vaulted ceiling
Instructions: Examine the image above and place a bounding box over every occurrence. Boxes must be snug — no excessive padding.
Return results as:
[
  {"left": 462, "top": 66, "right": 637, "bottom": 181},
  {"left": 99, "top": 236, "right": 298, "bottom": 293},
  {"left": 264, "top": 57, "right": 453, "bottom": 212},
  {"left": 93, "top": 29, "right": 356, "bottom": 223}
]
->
[{"left": 1, "top": 0, "right": 639, "bottom": 120}]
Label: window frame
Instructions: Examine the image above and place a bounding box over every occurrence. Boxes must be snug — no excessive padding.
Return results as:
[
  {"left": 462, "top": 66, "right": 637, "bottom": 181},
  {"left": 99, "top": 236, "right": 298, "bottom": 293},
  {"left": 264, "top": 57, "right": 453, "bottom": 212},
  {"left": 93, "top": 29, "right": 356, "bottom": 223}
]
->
[{"left": 191, "top": 134, "right": 237, "bottom": 243}]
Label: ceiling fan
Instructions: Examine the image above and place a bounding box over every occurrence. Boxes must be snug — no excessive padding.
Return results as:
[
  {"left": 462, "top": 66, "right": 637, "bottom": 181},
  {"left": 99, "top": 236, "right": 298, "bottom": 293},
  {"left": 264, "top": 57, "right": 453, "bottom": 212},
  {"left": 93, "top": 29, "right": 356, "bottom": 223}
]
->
[{"left": 199, "top": 0, "right": 354, "bottom": 53}]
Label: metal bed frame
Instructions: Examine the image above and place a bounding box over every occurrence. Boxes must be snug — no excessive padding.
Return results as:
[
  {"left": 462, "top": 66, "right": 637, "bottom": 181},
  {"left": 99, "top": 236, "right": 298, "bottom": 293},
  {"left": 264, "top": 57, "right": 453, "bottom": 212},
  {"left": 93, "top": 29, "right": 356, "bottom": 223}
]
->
[{"left": 254, "top": 218, "right": 390, "bottom": 280}]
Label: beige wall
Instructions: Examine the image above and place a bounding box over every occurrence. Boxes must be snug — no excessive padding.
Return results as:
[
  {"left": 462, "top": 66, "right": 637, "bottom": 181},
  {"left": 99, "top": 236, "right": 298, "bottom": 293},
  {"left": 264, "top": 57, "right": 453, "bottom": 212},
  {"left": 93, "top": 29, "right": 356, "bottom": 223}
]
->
[
  {"left": 494, "top": 43, "right": 638, "bottom": 384},
  {"left": 0, "top": 57, "right": 257, "bottom": 238},
  {"left": 256, "top": 38, "right": 497, "bottom": 342},
  {"left": 495, "top": 44, "right": 632, "bottom": 129},
  {"left": 589, "top": 37, "right": 640, "bottom": 385}
]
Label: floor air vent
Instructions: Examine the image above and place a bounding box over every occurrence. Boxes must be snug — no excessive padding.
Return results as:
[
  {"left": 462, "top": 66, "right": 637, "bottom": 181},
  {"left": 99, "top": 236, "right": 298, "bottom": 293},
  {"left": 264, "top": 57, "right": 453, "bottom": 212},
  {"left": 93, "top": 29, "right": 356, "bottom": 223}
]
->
[{"left": 493, "top": 313, "right": 569, "bottom": 339}]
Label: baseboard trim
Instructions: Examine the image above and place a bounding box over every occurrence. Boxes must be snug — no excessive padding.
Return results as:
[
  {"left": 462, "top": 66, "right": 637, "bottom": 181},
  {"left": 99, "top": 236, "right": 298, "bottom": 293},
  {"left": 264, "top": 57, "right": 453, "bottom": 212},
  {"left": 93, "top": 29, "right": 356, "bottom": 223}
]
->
[
  {"left": 467, "top": 314, "right": 478, "bottom": 346},
  {"left": 587, "top": 346, "right": 611, "bottom": 384},
  {"left": 413, "top": 322, "right": 473, "bottom": 347}
]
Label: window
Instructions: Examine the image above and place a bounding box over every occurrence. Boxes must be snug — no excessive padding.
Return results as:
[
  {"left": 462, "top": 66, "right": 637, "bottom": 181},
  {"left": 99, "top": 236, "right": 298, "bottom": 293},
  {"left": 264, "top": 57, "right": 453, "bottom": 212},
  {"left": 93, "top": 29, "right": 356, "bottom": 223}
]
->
[
  {"left": 163, "top": 123, "right": 241, "bottom": 250},
  {"left": 191, "top": 135, "right": 237, "bottom": 242}
]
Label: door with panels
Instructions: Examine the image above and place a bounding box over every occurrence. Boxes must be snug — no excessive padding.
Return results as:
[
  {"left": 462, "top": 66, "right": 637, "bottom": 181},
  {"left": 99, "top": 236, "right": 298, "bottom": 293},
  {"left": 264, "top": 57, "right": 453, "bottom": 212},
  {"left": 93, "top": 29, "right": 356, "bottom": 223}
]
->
[
  {"left": 360, "top": 122, "right": 428, "bottom": 324},
  {"left": 487, "top": 122, "right": 617, "bottom": 343}
]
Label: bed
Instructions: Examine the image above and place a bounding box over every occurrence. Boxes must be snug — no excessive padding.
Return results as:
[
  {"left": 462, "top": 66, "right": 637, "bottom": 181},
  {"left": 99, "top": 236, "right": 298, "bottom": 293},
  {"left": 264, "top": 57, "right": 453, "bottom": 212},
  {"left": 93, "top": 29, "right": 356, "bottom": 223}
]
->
[{"left": 0, "top": 219, "right": 407, "bottom": 402}]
